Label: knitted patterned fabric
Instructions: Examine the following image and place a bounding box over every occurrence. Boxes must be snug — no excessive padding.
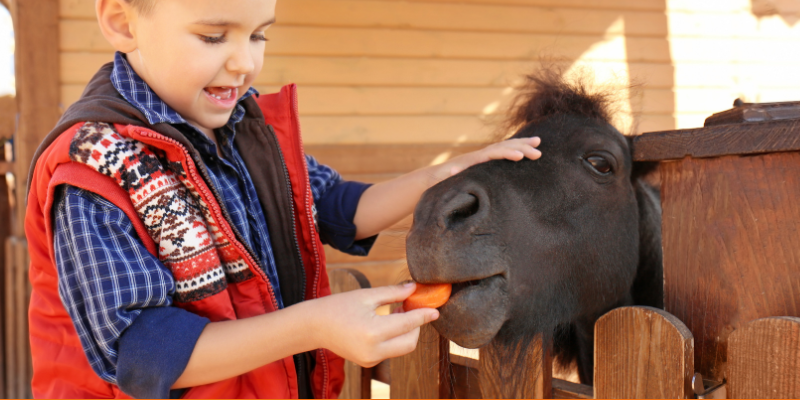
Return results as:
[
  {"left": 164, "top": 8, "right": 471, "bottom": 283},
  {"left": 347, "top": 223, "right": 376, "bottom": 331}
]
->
[{"left": 69, "top": 122, "right": 255, "bottom": 303}]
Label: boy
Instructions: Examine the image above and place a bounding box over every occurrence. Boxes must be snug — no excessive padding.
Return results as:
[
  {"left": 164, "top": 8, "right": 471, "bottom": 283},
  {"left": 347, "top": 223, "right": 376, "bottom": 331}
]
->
[{"left": 25, "top": 0, "right": 541, "bottom": 398}]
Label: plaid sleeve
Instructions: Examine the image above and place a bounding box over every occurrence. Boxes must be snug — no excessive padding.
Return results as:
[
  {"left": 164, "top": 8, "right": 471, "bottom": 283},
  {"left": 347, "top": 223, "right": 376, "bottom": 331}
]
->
[
  {"left": 52, "top": 185, "right": 207, "bottom": 397},
  {"left": 306, "top": 154, "right": 342, "bottom": 201}
]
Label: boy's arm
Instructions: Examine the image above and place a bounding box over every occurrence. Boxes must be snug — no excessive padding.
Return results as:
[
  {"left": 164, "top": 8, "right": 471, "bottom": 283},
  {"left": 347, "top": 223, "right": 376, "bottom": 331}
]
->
[
  {"left": 353, "top": 137, "right": 541, "bottom": 239},
  {"left": 53, "top": 185, "right": 209, "bottom": 398},
  {"left": 54, "top": 187, "right": 438, "bottom": 393},
  {"left": 173, "top": 282, "right": 437, "bottom": 388}
]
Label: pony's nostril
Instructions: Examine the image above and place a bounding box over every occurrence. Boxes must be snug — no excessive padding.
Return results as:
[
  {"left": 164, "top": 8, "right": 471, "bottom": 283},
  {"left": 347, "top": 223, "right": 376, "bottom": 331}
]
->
[{"left": 445, "top": 193, "right": 480, "bottom": 228}]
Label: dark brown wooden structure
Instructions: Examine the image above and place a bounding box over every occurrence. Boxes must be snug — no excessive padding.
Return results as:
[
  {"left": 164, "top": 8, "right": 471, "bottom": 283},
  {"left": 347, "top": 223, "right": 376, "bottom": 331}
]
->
[
  {"left": 1, "top": 0, "right": 60, "bottom": 397},
  {"left": 633, "top": 100, "right": 800, "bottom": 386},
  {"left": 327, "top": 100, "right": 800, "bottom": 399}
]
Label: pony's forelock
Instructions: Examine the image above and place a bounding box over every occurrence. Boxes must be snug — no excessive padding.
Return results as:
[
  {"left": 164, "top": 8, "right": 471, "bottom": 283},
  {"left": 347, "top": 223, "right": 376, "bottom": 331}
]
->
[{"left": 500, "top": 66, "right": 629, "bottom": 139}]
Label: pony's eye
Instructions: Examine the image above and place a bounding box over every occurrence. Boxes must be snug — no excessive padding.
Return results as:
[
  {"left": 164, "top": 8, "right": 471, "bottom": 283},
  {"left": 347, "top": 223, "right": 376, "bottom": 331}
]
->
[{"left": 586, "top": 155, "right": 612, "bottom": 174}]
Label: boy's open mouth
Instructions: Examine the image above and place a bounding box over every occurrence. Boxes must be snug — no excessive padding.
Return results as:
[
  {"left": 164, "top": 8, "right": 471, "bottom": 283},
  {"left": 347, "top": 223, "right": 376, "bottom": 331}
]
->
[{"left": 204, "top": 86, "right": 238, "bottom": 107}]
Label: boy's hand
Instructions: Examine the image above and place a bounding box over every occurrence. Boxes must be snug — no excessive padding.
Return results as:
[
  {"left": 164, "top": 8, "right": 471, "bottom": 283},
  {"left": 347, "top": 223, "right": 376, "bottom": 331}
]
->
[
  {"left": 309, "top": 282, "right": 438, "bottom": 367},
  {"left": 442, "top": 136, "right": 542, "bottom": 179}
]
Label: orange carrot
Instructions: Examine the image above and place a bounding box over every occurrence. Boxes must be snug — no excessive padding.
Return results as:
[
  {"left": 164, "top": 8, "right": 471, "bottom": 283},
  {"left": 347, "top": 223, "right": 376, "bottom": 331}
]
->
[{"left": 403, "top": 283, "right": 452, "bottom": 310}]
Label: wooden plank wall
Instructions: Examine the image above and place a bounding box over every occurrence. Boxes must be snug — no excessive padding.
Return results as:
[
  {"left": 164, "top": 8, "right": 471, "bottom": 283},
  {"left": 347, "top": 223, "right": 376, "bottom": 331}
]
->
[
  {"left": 59, "top": 0, "right": 678, "bottom": 288},
  {"left": 59, "top": 0, "right": 678, "bottom": 141},
  {"left": 666, "top": 0, "right": 800, "bottom": 128}
]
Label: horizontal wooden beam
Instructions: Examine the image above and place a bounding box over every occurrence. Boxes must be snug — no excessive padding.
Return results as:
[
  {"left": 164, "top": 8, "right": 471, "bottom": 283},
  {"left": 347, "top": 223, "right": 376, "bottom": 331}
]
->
[
  {"left": 553, "top": 379, "right": 594, "bottom": 399},
  {"left": 633, "top": 118, "right": 800, "bottom": 161},
  {"left": 0, "top": 161, "right": 10, "bottom": 175}
]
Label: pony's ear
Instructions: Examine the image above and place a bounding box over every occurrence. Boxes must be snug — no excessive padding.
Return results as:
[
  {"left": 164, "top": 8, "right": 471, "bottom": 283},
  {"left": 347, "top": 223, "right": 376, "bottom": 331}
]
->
[{"left": 629, "top": 172, "right": 663, "bottom": 308}]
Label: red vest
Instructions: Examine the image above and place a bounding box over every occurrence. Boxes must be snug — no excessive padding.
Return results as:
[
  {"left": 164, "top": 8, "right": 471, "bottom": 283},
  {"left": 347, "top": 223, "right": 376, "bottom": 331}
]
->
[{"left": 25, "top": 84, "right": 344, "bottom": 398}]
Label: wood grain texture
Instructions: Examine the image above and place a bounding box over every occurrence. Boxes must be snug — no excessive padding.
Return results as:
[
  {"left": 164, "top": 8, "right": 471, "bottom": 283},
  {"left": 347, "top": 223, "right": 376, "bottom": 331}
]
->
[
  {"left": 479, "top": 335, "right": 551, "bottom": 399},
  {"left": 594, "top": 306, "right": 694, "bottom": 399},
  {"left": 5, "top": 238, "right": 31, "bottom": 399},
  {"left": 448, "top": 362, "right": 482, "bottom": 399},
  {"left": 61, "top": 21, "right": 669, "bottom": 63},
  {"left": 328, "top": 260, "right": 408, "bottom": 289},
  {"left": 15, "top": 0, "right": 61, "bottom": 237},
  {"left": 329, "top": 269, "right": 372, "bottom": 399},
  {"left": 58, "top": 0, "right": 674, "bottom": 17},
  {"left": 306, "top": 144, "right": 484, "bottom": 175},
  {"left": 632, "top": 118, "right": 800, "bottom": 161},
  {"left": 324, "top": 233, "right": 407, "bottom": 265},
  {"left": 728, "top": 317, "right": 800, "bottom": 399},
  {"left": 61, "top": 20, "right": 800, "bottom": 66},
  {"left": 661, "top": 153, "right": 800, "bottom": 383},
  {"left": 0, "top": 180, "right": 6, "bottom": 398},
  {"left": 61, "top": 0, "right": 668, "bottom": 36},
  {"left": 390, "top": 323, "right": 446, "bottom": 399},
  {"left": 59, "top": 52, "right": 679, "bottom": 89},
  {"left": 0, "top": 96, "right": 16, "bottom": 140},
  {"left": 3, "top": 239, "right": 11, "bottom": 398},
  {"left": 552, "top": 379, "right": 593, "bottom": 399}
]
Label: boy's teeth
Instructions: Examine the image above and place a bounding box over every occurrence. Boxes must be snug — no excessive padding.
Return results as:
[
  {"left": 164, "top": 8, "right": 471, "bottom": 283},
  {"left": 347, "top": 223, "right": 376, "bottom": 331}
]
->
[{"left": 206, "top": 87, "right": 233, "bottom": 100}]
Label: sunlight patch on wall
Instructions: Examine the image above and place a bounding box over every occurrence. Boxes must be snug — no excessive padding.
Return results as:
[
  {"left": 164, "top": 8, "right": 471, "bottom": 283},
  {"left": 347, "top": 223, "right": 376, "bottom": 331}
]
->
[
  {"left": 0, "top": 6, "right": 13, "bottom": 97},
  {"left": 668, "top": 0, "right": 800, "bottom": 129},
  {"left": 565, "top": 17, "right": 635, "bottom": 134}
]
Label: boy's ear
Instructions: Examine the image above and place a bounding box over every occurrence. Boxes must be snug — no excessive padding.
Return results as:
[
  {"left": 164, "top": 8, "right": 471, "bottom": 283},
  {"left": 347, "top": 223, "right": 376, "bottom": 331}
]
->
[{"left": 96, "top": 0, "right": 138, "bottom": 53}]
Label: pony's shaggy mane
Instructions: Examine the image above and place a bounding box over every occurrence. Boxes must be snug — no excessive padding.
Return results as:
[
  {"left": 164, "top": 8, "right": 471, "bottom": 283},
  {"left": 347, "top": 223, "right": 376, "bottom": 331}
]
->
[{"left": 501, "top": 67, "right": 629, "bottom": 139}]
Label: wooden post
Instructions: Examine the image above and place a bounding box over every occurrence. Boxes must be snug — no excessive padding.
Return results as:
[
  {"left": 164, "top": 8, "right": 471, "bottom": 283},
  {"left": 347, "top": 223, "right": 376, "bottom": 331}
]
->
[
  {"left": 3, "top": 0, "right": 60, "bottom": 397},
  {"left": 479, "top": 334, "right": 551, "bottom": 399},
  {"left": 328, "top": 269, "right": 373, "bottom": 399},
  {"left": 633, "top": 101, "right": 800, "bottom": 384},
  {"left": 728, "top": 316, "right": 800, "bottom": 399},
  {"left": 594, "top": 306, "right": 694, "bottom": 399},
  {"left": 390, "top": 323, "right": 448, "bottom": 398},
  {"left": 10, "top": 0, "right": 60, "bottom": 236},
  {"left": 0, "top": 92, "right": 18, "bottom": 400},
  {"left": 4, "top": 237, "right": 30, "bottom": 399}
]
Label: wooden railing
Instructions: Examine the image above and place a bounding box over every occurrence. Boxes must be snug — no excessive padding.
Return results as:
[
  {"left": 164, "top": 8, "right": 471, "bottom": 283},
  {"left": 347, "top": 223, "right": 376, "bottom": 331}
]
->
[{"left": 330, "top": 268, "right": 800, "bottom": 399}]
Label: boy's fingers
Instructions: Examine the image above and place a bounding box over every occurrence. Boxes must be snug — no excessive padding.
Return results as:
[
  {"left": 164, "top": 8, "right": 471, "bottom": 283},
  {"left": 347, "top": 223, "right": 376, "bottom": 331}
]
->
[
  {"left": 365, "top": 283, "right": 416, "bottom": 307},
  {"left": 374, "top": 308, "right": 439, "bottom": 341},
  {"left": 523, "top": 148, "right": 542, "bottom": 160},
  {"left": 379, "top": 326, "right": 422, "bottom": 359}
]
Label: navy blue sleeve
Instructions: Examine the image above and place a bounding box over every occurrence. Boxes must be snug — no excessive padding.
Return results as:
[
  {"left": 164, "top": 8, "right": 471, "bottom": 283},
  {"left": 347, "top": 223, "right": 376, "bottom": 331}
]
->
[
  {"left": 117, "top": 307, "right": 208, "bottom": 399},
  {"left": 52, "top": 185, "right": 209, "bottom": 398},
  {"left": 315, "top": 180, "right": 378, "bottom": 255}
]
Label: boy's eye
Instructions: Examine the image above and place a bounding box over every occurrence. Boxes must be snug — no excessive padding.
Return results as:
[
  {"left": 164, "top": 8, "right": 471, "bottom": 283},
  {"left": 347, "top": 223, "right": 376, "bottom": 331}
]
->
[
  {"left": 251, "top": 33, "right": 268, "bottom": 42},
  {"left": 199, "top": 34, "right": 226, "bottom": 44}
]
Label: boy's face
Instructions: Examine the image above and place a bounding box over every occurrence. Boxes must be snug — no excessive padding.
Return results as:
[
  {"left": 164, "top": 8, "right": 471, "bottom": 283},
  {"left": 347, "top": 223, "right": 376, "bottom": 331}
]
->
[{"left": 126, "top": 0, "right": 276, "bottom": 135}]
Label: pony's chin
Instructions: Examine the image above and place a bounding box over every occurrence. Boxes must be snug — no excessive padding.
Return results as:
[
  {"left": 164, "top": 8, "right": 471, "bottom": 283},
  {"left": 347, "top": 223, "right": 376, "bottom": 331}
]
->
[{"left": 431, "top": 275, "right": 509, "bottom": 349}]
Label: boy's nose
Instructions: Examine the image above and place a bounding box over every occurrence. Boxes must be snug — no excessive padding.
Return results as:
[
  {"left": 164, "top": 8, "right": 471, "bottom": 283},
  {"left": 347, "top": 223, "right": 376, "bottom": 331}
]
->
[{"left": 226, "top": 47, "right": 257, "bottom": 76}]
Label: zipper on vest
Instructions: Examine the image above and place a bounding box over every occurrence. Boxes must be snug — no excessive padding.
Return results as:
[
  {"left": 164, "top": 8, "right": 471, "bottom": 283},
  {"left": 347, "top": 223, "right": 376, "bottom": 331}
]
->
[
  {"left": 290, "top": 87, "right": 330, "bottom": 397},
  {"left": 265, "top": 124, "right": 306, "bottom": 303},
  {"left": 135, "top": 128, "right": 280, "bottom": 311}
]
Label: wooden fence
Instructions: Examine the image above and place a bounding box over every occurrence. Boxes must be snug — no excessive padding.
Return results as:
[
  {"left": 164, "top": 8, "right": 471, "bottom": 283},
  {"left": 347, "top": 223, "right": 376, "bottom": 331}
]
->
[
  {"left": 4, "top": 238, "right": 30, "bottom": 399},
  {"left": 330, "top": 268, "right": 800, "bottom": 399}
]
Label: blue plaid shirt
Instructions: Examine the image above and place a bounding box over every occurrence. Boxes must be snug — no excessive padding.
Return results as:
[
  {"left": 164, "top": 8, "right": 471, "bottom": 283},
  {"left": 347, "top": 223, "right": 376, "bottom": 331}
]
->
[{"left": 52, "top": 52, "right": 373, "bottom": 397}]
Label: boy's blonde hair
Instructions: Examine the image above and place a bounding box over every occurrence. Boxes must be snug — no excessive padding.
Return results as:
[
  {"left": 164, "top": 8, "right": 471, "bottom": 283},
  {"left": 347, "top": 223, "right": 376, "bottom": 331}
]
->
[{"left": 126, "top": 0, "right": 155, "bottom": 15}]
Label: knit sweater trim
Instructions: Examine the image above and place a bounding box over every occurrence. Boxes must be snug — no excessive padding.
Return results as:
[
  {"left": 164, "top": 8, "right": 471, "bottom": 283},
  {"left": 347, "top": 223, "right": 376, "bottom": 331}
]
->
[{"left": 69, "top": 121, "right": 255, "bottom": 303}]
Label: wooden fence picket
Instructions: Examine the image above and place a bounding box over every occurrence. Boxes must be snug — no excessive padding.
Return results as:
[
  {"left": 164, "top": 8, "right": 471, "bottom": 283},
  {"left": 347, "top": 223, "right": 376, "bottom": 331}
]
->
[
  {"left": 728, "top": 316, "right": 800, "bottom": 399},
  {"left": 5, "top": 237, "right": 31, "bottom": 399},
  {"left": 479, "top": 335, "right": 550, "bottom": 399},
  {"left": 390, "top": 323, "right": 448, "bottom": 399},
  {"left": 594, "top": 306, "right": 694, "bottom": 399}
]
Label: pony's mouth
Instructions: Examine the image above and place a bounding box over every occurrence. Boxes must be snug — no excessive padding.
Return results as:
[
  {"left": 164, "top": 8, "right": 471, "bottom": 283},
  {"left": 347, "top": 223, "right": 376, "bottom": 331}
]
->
[
  {"left": 448, "top": 274, "right": 505, "bottom": 303},
  {"left": 432, "top": 273, "right": 509, "bottom": 348}
]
